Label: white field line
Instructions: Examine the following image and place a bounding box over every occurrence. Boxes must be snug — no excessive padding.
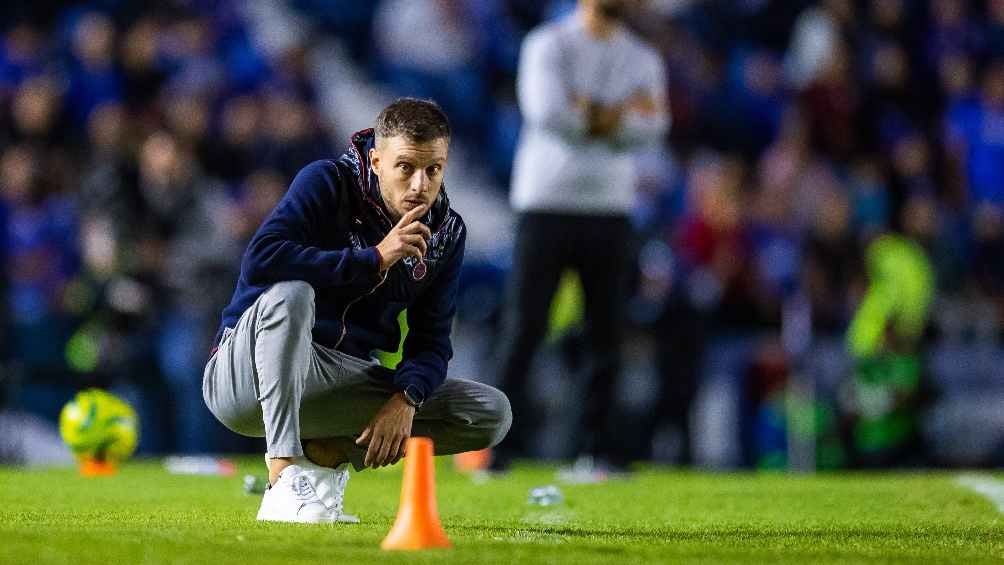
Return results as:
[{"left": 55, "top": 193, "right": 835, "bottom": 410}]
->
[{"left": 956, "top": 474, "right": 1004, "bottom": 513}]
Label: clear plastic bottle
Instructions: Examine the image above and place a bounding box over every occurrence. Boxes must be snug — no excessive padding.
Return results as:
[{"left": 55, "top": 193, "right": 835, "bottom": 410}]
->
[
  {"left": 243, "top": 474, "right": 269, "bottom": 495},
  {"left": 527, "top": 485, "right": 564, "bottom": 506}
]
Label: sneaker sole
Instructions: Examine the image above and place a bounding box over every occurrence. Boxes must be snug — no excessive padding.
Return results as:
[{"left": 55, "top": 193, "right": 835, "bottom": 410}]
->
[{"left": 256, "top": 512, "right": 355, "bottom": 524}]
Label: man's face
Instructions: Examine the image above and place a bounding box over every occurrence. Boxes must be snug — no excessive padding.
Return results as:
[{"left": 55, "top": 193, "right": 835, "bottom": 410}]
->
[{"left": 369, "top": 135, "right": 449, "bottom": 222}]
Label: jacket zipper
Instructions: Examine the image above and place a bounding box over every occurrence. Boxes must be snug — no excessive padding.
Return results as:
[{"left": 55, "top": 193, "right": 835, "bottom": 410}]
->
[
  {"left": 333, "top": 269, "right": 389, "bottom": 351},
  {"left": 331, "top": 133, "right": 451, "bottom": 351}
]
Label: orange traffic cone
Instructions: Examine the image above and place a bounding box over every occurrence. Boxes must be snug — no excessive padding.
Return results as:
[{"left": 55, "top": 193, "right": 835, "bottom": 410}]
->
[
  {"left": 381, "top": 437, "right": 452, "bottom": 550},
  {"left": 79, "top": 457, "right": 118, "bottom": 477}
]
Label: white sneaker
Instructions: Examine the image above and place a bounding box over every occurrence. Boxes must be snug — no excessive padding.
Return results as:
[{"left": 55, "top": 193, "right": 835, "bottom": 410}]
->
[
  {"left": 298, "top": 459, "right": 359, "bottom": 524},
  {"left": 256, "top": 460, "right": 359, "bottom": 524}
]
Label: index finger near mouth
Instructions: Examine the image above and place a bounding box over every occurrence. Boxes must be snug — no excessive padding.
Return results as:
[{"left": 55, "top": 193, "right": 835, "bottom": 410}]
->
[{"left": 396, "top": 204, "right": 428, "bottom": 227}]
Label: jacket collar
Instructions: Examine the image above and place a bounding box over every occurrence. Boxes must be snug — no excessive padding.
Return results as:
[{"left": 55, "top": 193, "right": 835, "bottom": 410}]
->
[{"left": 347, "top": 128, "right": 451, "bottom": 233}]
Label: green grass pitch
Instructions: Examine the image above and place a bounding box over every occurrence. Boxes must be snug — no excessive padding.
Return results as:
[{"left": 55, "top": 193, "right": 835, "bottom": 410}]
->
[{"left": 1, "top": 458, "right": 1002, "bottom": 564}]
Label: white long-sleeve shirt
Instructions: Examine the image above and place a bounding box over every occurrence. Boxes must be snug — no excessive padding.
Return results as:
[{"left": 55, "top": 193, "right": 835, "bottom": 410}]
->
[{"left": 509, "top": 15, "right": 670, "bottom": 216}]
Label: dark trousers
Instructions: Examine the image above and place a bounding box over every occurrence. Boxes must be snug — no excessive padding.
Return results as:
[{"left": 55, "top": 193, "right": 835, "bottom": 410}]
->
[
  {"left": 493, "top": 212, "right": 632, "bottom": 465},
  {"left": 644, "top": 294, "right": 704, "bottom": 464}
]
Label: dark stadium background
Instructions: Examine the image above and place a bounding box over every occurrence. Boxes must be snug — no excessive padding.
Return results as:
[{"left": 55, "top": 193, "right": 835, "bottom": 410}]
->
[{"left": 0, "top": 0, "right": 1002, "bottom": 468}]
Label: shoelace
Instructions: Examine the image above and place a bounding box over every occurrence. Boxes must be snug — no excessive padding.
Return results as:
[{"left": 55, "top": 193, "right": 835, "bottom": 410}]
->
[{"left": 290, "top": 475, "right": 317, "bottom": 500}]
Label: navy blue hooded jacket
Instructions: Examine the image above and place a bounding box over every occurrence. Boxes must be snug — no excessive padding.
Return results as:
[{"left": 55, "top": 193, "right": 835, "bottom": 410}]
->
[{"left": 214, "top": 129, "right": 466, "bottom": 403}]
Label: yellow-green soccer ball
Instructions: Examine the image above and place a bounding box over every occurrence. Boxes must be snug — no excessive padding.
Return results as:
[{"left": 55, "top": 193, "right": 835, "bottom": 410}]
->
[{"left": 59, "top": 389, "right": 139, "bottom": 462}]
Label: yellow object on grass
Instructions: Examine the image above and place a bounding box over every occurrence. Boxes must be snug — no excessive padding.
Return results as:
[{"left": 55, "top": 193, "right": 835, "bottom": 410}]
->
[{"left": 59, "top": 388, "right": 139, "bottom": 463}]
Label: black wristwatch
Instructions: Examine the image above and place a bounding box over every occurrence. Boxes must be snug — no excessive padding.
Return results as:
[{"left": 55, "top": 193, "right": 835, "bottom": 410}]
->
[{"left": 401, "top": 384, "right": 424, "bottom": 409}]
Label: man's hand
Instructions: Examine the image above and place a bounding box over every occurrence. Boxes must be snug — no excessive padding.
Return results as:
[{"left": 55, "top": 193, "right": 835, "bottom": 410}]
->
[
  {"left": 582, "top": 89, "right": 660, "bottom": 139},
  {"left": 355, "top": 392, "right": 416, "bottom": 468},
  {"left": 375, "top": 204, "right": 431, "bottom": 272},
  {"left": 572, "top": 91, "right": 624, "bottom": 139},
  {"left": 625, "top": 89, "right": 659, "bottom": 116},
  {"left": 587, "top": 102, "right": 624, "bottom": 138}
]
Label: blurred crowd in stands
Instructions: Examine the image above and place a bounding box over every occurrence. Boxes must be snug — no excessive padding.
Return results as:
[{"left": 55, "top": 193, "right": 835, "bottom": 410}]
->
[{"left": 0, "top": 0, "right": 1002, "bottom": 465}]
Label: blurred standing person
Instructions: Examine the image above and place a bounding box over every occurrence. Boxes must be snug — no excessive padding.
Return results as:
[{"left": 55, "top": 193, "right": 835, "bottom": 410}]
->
[
  {"left": 641, "top": 155, "right": 750, "bottom": 467},
  {"left": 784, "top": 0, "right": 855, "bottom": 90},
  {"left": 492, "top": 0, "right": 669, "bottom": 474},
  {"left": 946, "top": 61, "right": 1004, "bottom": 207},
  {"left": 0, "top": 145, "right": 79, "bottom": 415},
  {"left": 843, "top": 230, "right": 934, "bottom": 467},
  {"left": 149, "top": 132, "right": 244, "bottom": 454},
  {"left": 64, "top": 12, "right": 123, "bottom": 127}
]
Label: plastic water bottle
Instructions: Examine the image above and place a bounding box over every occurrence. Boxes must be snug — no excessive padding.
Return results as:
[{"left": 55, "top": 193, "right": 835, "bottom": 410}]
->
[
  {"left": 243, "top": 474, "right": 269, "bottom": 495},
  {"left": 527, "top": 485, "right": 564, "bottom": 506}
]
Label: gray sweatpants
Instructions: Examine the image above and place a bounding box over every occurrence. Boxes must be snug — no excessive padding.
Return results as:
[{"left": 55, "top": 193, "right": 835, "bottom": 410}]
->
[{"left": 202, "top": 281, "right": 511, "bottom": 470}]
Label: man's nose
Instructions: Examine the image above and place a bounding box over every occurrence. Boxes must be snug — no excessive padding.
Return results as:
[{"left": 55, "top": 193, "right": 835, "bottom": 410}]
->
[{"left": 409, "top": 171, "right": 429, "bottom": 193}]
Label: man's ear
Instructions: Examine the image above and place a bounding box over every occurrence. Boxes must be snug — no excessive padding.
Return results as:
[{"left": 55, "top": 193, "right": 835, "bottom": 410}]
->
[{"left": 368, "top": 147, "right": 381, "bottom": 177}]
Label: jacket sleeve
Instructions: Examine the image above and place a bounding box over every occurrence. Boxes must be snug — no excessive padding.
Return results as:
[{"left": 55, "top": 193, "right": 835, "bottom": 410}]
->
[
  {"left": 242, "top": 160, "right": 381, "bottom": 288},
  {"left": 613, "top": 49, "right": 670, "bottom": 148},
  {"left": 392, "top": 222, "right": 466, "bottom": 402}
]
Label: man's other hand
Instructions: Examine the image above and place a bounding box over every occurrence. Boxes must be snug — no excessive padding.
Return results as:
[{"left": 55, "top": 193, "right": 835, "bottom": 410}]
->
[
  {"left": 584, "top": 90, "right": 660, "bottom": 139},
  {"left": 625, "top": 89, "right": 659, "bottom": 116},
  {"left": 375, "top": 204, "right": 431, "bottom": 271},
  {"left": 586, "top": 101, "right": 624, "bottom": 139},
  {"left": 355, "top": 392, "right": 416, "bottom": 467}
]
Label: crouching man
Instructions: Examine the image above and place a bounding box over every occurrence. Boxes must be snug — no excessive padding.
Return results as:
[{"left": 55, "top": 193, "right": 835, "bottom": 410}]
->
[{"left": 203, "top": 98, "right": 511, "bottom": 523}]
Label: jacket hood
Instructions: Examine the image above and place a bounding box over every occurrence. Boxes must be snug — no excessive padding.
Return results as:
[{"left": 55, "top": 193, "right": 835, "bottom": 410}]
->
[{"left": 345, "top": 128, "right": 452, "bottom": 233}]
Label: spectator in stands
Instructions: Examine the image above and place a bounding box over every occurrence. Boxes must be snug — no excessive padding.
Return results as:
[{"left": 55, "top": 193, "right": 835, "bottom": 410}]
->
[{"left": 946, "top": 61, "right": 1004, "bottom": 206}]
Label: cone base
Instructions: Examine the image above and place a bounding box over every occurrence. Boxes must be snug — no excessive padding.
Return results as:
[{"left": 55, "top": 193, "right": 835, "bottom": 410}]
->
[
  {"left": 381, "top": 507, "right": 453, "bottom": 550},
  {"left": 381, "top": 437, "right": 452, "bottom": 551},
  {"left": 380, "top": 527, "right": 452, "bottom": 551},
  {"left": 80, "top": 458, "right": 118, "bottom": 477}
]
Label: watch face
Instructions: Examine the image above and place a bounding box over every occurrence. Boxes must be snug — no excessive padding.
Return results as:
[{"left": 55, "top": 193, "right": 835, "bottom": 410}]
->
[{"left": 403, "top": 387, "right": 423, "bottom": 407}]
